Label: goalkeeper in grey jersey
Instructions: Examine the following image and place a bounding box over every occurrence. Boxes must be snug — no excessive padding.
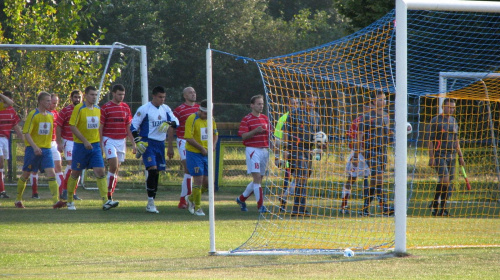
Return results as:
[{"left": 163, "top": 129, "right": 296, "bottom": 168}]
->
[{"left": 427, "top": 98, "right": 465, "bottom": 217}]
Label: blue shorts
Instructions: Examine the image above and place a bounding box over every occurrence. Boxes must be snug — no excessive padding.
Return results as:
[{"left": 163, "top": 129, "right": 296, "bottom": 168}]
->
[
  {"left": 142, "top": 139, "right": 166, "bottom": 171},
  {"left": 23, "top": 146, "right": 54, "bottom": 173},
  {"left": 71, "top": 142, "right": 105, "bottom": 171},
  {"left": 186, "top": 150, "right": 208, "bottom": 177}
]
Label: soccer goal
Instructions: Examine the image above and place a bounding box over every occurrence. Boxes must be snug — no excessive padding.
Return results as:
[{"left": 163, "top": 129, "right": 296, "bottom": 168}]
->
[{"left": 207, "top": 0, "right": 500, "bottom": 256}]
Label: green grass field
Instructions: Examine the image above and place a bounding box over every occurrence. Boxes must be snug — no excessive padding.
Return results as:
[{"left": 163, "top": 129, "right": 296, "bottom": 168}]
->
[{"left": 1, "top": 185, "right": 499, "bottom": 279}]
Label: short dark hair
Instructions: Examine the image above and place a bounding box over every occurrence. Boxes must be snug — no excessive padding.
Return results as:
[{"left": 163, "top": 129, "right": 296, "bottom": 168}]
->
[
  {"left": 250, "top": 94, "right": 264, "bottom": 104},
  {"left": 111, "top": 84, "right": 125, "bottom": 93},
  {"left": 2, "top": 91, "right": 13, "bottom": 99},
  {"left": 85, "top": 86, "right": 97, "bottom": 94},
  {"left": 152, "top": 86, "right": 166, "bottom": 95},
  {"left": 200, "top": 99, "right": 208, "bottom": 109},
  {"left": 70, "top": 90, "right": 82, "bottom": 98}
]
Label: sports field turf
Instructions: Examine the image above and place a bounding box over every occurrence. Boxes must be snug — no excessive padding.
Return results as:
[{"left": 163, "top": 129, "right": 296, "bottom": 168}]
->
[{"left": 0, "top": 186, "right": 498, "bottom": 279}]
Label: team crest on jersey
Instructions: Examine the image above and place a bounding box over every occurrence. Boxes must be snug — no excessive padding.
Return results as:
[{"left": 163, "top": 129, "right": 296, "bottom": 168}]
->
[
  {"left": 147, "top": 156, "right": 152, "bottom": 162},
  {"left": 137, "top": 112, "right": 141, "bottom": 117},
  {"left": 43, "top": 123, "right": 47, "bottom": 129},
  {"left": 158, "top": 115, "right": 161, "bottom": 120}
]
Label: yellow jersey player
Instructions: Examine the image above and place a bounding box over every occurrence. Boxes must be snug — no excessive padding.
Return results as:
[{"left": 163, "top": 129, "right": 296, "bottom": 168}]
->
[
  {"left": 65, "top": 86, "right": 109, "bottom": 210},
  {"left": 185, "top": 99, "right": 218, "bottom": 216},
  {"left": 15, "top": 92, "right": 66, "bottom": 209}
]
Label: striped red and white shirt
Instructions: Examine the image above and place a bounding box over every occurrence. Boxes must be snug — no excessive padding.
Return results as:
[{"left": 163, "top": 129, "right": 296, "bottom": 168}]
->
[
  {"left": 238, "top": 113, "right": 269, "bottom": 148},
  {"left": 173, "top": 103, "right": 200, "bottom": 139},
  {"left": 0, "top": 107, "right": 20, "bottom": 138},
  {"left": 100, "top": 101, "right": 133, "bottom": 139},
  {"left": 51, "top": 110, "right": 59, "bottom": 141},
  {"left": 56, "top": 104, "right": 75, "bottom": 141}
]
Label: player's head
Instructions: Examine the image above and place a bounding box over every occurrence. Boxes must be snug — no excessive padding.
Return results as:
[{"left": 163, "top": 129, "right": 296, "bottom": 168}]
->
[
  {"left": 250, "top": 94, "right": 264, "bottom": 114},
  {"left": 183, "top": 87, "right": 196, "bottom": 103},
  {"left": 288, "top": 96, "right": 299, "bottom": 110},
  {"left": 151, "top": 86, "right": 166, "bottom": 106},
  {"left": 370, "top": 92, "right": 386, "bottom": 109},
  {"left": 199, "top": 99, "right": 209, "bottom": 120},
  {"left": 303, "top": 91, "right": 317, "bottom": 111},
  {"left": 50, "top": 93, "right": 59, "bottom": 111},
  {"left": 442, "top": 98, "right": 456, "bottom": 116},
  {"left": 70, "top": 90, "right": 82, "bottom": 106},
  {"left": 111, "top": 84, "right": 126, "bottom": 103},
  {"left": 37, "top": 91, "right": 52, "bottom": 110},
  {"left": 84, "top": 86, "right": 98, "bottom": 105}
]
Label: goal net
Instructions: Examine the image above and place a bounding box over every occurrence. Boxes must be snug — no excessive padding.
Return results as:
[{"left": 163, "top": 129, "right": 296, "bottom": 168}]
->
[{"left": 213, "top": 4, "right": 500, "bottom": 255}]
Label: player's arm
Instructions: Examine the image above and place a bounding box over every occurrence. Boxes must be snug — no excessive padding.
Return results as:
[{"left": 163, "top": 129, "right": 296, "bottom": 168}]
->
[
  {"left": 98, "top": 123, "right": 105, "bottom": 155},
  {"left": 55, "top": 125, "right": 63, "bottom": 152},
  {"left": 427, "top": 121, "right": 435, "bottom": 167},
  {"left": 70, "top": 125, "right": 91, "bottom": 150},
  {"left": 186, "top": 137, "right": 206, "bottom": 155},
  {"left": 24, "top": 133, "right": 41, "bottom": 155},
  {"left": 14, "top": 125, "right": 24, "bottom": 141},
  {"left": 240, "top": 124, "right": 264, "bottom": 140},
  {"left": 126, "top": 125, "right": 137, "bottom": 155},
  {"left": 455, "top": 135, "right": 465, "bottom": 167},
  {"left": 166, "top": 126, "right": 175, "bottom": 159},
  {"left": 0, "top": 93, "right": 14, "bottom": 107}
]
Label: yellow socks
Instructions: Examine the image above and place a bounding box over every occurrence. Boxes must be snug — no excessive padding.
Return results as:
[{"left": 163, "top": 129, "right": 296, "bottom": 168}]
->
[
  {"left": 96, "top": 177, "right": 107, "bottom": 202},
  {"left": 16, "top": 177, "right": 27, "bottom": 201},
  {"left": 48, "top": 178, "right": 59, "bottom": 203},
  {"left": 66, "top": 176, "right": 78, "bottom": 203}
]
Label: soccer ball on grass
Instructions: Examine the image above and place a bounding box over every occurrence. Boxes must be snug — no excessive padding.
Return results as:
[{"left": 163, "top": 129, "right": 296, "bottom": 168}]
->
[{"left": 343, "top": 248, "right": 355, "bottom": 257}]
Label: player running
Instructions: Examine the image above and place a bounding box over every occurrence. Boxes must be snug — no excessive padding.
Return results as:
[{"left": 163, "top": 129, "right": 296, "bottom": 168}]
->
[
  {"left": 15, "top": 92, "right": 66, "bottom": 209},
  {"left": 131, "top": 86, "right": 179, "bottom": 214},
  {"left": 173, "top": 87, "right": 199, "bottom": 209},
  {"left": 99, "top": 84, "right": 136, "bottom": 210},
  {"left": 236, "top": 95, "right": 270, "bottom": 213},
  {"left": 56, "top": 90, "right": 83, "bottom": 201},
  {"left": 65, "top": 86, "right": 108, "bottom": 210}
]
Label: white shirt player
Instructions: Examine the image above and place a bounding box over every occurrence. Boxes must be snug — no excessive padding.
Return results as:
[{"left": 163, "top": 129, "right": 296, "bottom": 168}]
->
[{"left": 131, "top": 102, "right": 179, "bottom": 141}]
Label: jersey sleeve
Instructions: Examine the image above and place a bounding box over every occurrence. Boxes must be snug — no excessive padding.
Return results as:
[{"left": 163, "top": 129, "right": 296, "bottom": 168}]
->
[
  {"left": 69, "top": 104, "right": 81, "bottom": 127},
  {"left": 164, "top": 105, "right": 180, "bottom": 127},
  {"left": 238, "top": 117, "right": 249, "bottom": 137},
  {"left": 23, "top": 110, "right": 36, "bottom": 134},
  {"left": 184, "top": 114, "right": 195, "bottom": 139},
  {"left": 213, "top": 119, "right": 218, "bottom": 135},
  {"left": 131, "top": 105, "right": 147, "bottom": 132}
]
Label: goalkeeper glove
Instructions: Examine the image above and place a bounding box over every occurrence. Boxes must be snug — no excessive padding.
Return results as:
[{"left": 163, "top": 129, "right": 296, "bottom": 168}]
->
[
  {"left": 158, "top": 122, "right": 170, "bottom": 133},
  {"left": 158, "top": 121, "right": 176, "bottom": 133},
  {"left": 136, "top": 141, "right": 148, "bottom": 154}
]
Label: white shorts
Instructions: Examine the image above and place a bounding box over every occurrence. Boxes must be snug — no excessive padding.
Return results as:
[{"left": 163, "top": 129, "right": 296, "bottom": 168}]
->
[
  {"left": 0, "top": 137, "right": 9, "bottom": 160},
  {"left": 245, "top": 147, "right": 269, "bottom": 176},
  {"left": 345, "top": 150, "right": 370, "bottom": 177},
  {"left": 176, "top": 138, "right": 187, "bottom": 161},
  {"left": 51, "top": 141, "right": 62, "bottom": 161},
  {"left": 63, "top": 139, "right": 74, "bottom": 161},
  {"left": 103, "top": 137, "right": 126, "bottom": 162}
]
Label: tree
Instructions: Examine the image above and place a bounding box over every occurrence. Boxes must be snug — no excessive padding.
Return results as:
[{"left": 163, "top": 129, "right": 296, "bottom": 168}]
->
[{"left": 334, "top": 0, "right": 394, "bottom": 31}]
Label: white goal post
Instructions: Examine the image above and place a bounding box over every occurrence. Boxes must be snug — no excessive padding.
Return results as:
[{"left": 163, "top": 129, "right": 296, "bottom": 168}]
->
[
  {"left": 395, "top": 0, "right": 500, "bottom": 254},
  {"left": 0, "top": 43, "right": 149, "bottom": 105}
]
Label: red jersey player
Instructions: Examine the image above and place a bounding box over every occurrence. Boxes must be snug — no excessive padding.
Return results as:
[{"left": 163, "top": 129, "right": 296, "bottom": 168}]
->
[
  {"left": 173, "top": 87, "right": 199, "bottom": 209},
  {"left": 56, "top": 90, "right": 82, "bottom": 200},
  {"left": 0, "top": 91, "right": 23, "bottom": 198},
  {"left": 99, "top": 84, "right": 135, "bottom": 210},
  {"left": 235, "top": 95, "right": 270, "bottom": 213}
]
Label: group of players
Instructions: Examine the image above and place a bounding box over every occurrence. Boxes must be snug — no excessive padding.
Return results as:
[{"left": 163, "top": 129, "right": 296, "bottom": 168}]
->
[
  {"left": 235, "top": 91, "right": 463, "bottom": 218},
  {"left": 0, "top": 85, "right": 463, "bottom": 217}
]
